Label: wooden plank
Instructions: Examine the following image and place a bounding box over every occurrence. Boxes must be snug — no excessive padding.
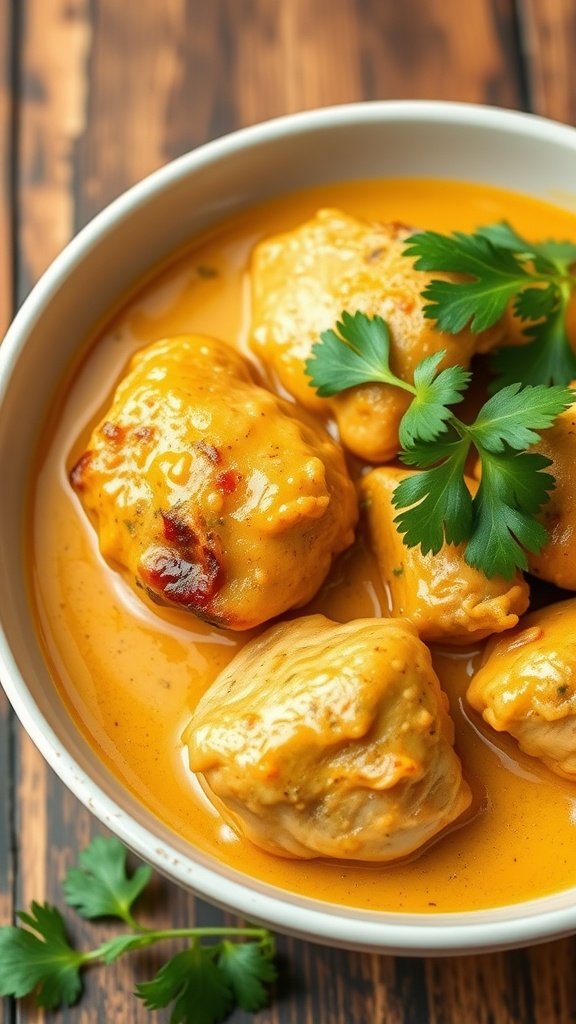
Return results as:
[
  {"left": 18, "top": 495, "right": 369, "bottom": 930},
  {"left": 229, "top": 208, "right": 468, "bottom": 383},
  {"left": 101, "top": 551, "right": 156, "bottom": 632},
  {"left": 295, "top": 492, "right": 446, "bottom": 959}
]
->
[
  {"left": 527, "top": 938, "right": 576, "bottom": 1022},
  {"left": 426, "top": 940, "right": 576, "bottom": 1024},
  {"left": 0, "top": 0, "right": 13, "bottom": 334},
  {"left": 14, "top": 733, "right": 47, "bottom": 909},
  {"left": 11, "top": 5, "right": 93, "bottom": 1024},
  {"left": 228, "top": 0, "right": 524, "bottom": 119},
  {"left": 519, "top": 0, "right": 576, "bottom": 123},
  {"left": 11, "top": 0, "right": 93, "bottom": 903},
  {"left": 0, "top": 696, "right": 14, "bottom": 1024},
  {"left": 75, "top": 0, "right": 189, "bottom": 224},
  {"left": 16, "top": 0, "right": 91, "bottom": 299},
  {"left": 78, "top": 0, "right": 524, "bottom": 230}
]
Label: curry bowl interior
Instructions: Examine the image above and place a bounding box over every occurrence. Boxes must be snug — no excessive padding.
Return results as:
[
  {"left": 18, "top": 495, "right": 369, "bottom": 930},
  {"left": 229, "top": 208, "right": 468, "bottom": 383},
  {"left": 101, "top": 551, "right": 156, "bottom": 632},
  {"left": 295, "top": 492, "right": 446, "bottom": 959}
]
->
[{"left": 2, "top": 101, "right": 576, "bottom": 954}]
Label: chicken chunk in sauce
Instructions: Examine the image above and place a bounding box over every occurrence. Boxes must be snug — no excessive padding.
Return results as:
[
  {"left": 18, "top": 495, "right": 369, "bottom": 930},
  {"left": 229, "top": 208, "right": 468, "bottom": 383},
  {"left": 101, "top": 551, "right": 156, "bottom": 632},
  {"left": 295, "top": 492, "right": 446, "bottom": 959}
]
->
[
  {"left": 69, "top": 335, "right": 357, "bottom": 630},
  {"left": 526, "top": 383, "right": 576, "bottom": 590},
  {"left": 467, "top": 599, "right": 576, "bottom": 779},
  {"left": 250, "top": 209, "right": 502, "bottom": 462},
  {"left": 186, "top": 615, "right": 472, "bottom": 861},
  {"left": 361, "top": 467, "right": 529, "bottom": 644}
]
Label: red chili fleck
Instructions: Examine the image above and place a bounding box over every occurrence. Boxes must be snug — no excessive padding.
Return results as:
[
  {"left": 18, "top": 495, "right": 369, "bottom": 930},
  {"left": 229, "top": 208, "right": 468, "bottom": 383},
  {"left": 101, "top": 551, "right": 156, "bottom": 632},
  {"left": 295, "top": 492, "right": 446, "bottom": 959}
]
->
[
  {"left": 195, "top": 440, "right": 221, "bottom": 463},
  {"left": 141, "top": 546, "right": 223, "bottom": 609},
  {"left": 101, "top": 420, "right": 125, "bottom": 442},
  {"left": 161, "top": 510, "right": 197, "bottom": 547},
  {"left": 216, "top": 469, "right": 241, "bottom": 494},
  {"left": 144, "top": 510, "right": 226, "bottom": 611},
  {"left": 69, "top": 451, "right": 93, "bottom": 490}
]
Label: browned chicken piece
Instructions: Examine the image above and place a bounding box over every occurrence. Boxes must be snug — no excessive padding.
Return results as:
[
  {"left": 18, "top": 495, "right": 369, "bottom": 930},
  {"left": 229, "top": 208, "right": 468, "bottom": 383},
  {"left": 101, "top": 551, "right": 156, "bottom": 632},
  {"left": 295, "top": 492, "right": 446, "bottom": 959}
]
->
[
  {"left": 361, "top": 467, "right": 529, "bottom": 644},
  {"left": 526, "top": 382, "right": 576, "bottom": 590},
  {"left": 467, "top": 599, "right": 576, "bottom": 779},
  {"left": 69, "top": 335, "right": 357, "bottom": 630},
  {"left": 250, "top": 209, "right": 503, "bottom": 462},
  {"left": 185, "top": 615, "right": 472, "bottom": 861}
]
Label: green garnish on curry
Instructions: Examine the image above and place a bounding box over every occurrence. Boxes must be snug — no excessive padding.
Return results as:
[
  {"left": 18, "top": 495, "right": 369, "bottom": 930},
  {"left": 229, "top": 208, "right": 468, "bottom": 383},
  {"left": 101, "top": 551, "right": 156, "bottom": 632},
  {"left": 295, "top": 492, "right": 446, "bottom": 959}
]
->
[{"left": 305, "top": 223, "right": 576, "bottom": 581}]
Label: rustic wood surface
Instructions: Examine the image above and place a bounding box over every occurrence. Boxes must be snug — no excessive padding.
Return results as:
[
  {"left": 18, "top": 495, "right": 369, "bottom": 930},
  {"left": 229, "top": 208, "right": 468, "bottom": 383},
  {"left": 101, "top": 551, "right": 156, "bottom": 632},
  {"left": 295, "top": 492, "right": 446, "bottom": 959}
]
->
[{"left": 2, "top": 0, "right": 576, "bottom": 1021}]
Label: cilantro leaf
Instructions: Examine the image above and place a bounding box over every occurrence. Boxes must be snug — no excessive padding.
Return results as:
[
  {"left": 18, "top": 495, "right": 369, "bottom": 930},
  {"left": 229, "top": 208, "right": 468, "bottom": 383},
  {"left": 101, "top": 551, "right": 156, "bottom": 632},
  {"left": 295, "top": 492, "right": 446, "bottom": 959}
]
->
[
  {"left": 394, "top": 382, "right": 569, "bottom": 579},
  {"left": 513, "top": 284, "right": 558, "bottom": 321},
  {"left": 217, "top": 938, "right": 277, "bottom": 1012},
  {"left": 1, "top": 835, "right": 278, "bottom": 1023},
  {"left": 0, "top": 902, "right": 84, "bottom": 1009},
  {"left": 394, "top": 380, "right": 568, "bottom": 580},
  {"left": 486, "top": 223, "right": 576, "bottom": 389},
  {"left": 398, "top": 434, "right": 465, "bottom": 468},
  {"left": 392, "top": 441, "right": 473, "bottom": 552},
  {"left": 468, "top": 383, "right": 574, "bottom": 452},
  {"left": 404, "top": 230, "right": 533, "bottom": 332},
  {"left": 401, "top": 225, "right": 573, "bottom": 391},
  {"left": 306, "top": 309, "right": 572, "bottom": 578},
  {"left": 305, "top": 310, "right": 414, "bottom": 397},
  {"left": 535, "top": 240, "right": 576, "bottom": 266},
  {"left": 404, "top": 225, "right": 576, "bottom": 389},
  {"left": 475, "top": 221, "right": 535, "bottom": 255},
  {"left": 399, "top": 352, "right": 470, "bottom": 447},
  {"left": 393, "top": 439, "right": 560, "bottom": 580},
  {"left": 491, "top": 303, "right": 576, "bottom": 389},
  {"left": 477, "top": 222, "right": 576, "bottom": 269},
  {"left": 136, "top": 943, "right": 233, "bottom": 1024},
  {"left": 465, "top": 450, "right": 555, "bottom": 577},
  {"left": 62, "top": 835, "right": 151, "bottom": 924}
]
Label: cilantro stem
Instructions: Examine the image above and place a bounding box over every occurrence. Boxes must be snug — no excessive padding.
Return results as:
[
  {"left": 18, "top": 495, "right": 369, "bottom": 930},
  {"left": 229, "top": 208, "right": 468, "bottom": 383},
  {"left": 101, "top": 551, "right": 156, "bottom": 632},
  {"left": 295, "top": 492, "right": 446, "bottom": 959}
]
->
[
  {"left": 128, "top": 926, "right": 271, "bottom": 941},
  {"left": 389, "top": 377, "right": 416, "bottom": 396},
  {"left": 81, "top": 925, "right": 272, "bottom": 964},
  {"left": 121, "top": 909, "right": 141, "bottom": 930},
  {"left": 443, "top": 415, "right": 472, "bottom": 442},
  {"left": 0, "top": 838, "right": 278, "bottom": 1021}
]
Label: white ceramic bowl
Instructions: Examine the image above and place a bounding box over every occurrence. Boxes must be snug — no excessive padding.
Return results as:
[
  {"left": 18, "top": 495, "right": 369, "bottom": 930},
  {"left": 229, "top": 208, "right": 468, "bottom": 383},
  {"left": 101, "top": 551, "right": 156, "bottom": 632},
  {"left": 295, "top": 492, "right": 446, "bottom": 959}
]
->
[{"left": 2, "top": 101, "right": 576, "bottom": 956}]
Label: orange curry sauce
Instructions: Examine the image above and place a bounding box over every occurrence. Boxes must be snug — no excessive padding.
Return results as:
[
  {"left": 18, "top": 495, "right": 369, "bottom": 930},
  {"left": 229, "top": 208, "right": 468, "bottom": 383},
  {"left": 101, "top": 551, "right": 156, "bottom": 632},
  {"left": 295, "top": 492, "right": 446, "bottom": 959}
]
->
[{"left": 30, "top": 180, "right": 576, "bottom": 912}]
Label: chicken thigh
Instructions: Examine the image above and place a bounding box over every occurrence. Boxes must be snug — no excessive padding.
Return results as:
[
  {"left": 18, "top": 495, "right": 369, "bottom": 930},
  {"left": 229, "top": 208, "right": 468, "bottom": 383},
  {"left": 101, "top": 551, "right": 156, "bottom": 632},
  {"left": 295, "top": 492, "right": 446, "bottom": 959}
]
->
[
  {"left": 526, "top": 383, "right": 576, "bottom": 590},
  {"left": 467, "top": 599, "right": 576, "bottom": 779},
  {"left": 70, "top": 335, "right": 357, "bottom": 630},
  {"left": 186, "top": 615, "right": 471, "bottom": 860},
  {"left": 361, "top": 467, "right": 529, "bottom": 644},
  {"left": 250, "top": 209, "right": 501, "bottom": 462}
]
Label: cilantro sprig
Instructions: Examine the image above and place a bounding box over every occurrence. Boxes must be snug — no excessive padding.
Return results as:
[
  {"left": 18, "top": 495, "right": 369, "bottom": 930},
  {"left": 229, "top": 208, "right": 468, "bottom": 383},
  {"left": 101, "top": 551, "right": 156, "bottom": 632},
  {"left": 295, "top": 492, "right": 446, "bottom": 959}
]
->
[
  {"left": 305, "top": 312, "right": 573, "bottom": 579},
  {"left": 0, "top": 836, "right": 276, "bottom": 1022},
  {"left": 404, "top": 223, "right": 576, "bottom": 389}
]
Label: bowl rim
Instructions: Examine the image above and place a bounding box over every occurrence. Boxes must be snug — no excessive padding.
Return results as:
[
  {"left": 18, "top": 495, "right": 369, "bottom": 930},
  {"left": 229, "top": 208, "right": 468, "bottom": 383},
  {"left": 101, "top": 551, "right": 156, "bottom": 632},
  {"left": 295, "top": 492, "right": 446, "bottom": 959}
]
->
[{"left": 3, "top": 98, "right": 576, "bottom": 955}]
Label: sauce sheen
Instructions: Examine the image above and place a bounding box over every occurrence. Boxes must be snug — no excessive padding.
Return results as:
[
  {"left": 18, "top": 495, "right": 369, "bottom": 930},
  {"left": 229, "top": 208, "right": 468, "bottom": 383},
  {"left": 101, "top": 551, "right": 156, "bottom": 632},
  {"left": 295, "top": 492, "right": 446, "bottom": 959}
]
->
[{"left": 31, "top": 179, "right": 576, "bottom": 913}]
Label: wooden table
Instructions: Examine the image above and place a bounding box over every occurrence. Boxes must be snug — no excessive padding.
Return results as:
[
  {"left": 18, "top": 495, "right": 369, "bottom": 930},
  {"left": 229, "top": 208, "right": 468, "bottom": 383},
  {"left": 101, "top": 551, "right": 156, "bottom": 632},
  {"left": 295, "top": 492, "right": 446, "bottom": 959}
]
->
[{"left": 2, "top": 2, "right": 576, "bottom": 1022}]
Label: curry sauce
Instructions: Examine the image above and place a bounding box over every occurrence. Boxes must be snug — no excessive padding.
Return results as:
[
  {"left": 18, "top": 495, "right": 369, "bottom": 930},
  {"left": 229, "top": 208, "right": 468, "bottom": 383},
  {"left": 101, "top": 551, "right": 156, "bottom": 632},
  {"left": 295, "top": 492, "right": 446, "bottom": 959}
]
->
[{"left": 30, "top": 179, "right": 576, "bottom": 913}]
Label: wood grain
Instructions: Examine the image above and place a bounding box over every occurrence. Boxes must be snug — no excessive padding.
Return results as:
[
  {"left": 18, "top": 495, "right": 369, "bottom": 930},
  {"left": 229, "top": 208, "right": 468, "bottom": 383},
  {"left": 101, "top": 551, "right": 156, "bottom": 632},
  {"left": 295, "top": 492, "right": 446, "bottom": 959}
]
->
[
  {"left": 0, "top": 697, "right": 13, "bottom": 1024},
  {"left": 520, "top": 0, "right": 576, "bottom": 123},
  {"left": 76, "top": 0, "right": 187, "bottom": 224},
  {"left": 4, "top": 0, "right": 576, "bottom": 1022},
  {"left": 0, "top": 0, "right": 13, "bottom": 335},
  {"left": 77, "top": 0, "right": 525, "bottom": 227},
  {"left": 354, "top": 0, "right": 524, "bottom": 108},
  {"left": 17, "top": 0, "right": 91, "bottom": 298}
]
